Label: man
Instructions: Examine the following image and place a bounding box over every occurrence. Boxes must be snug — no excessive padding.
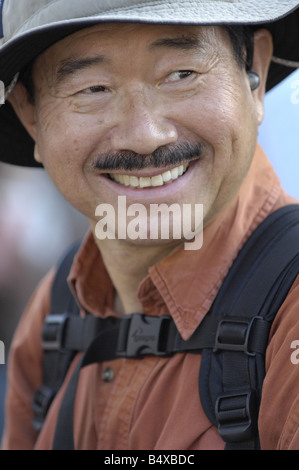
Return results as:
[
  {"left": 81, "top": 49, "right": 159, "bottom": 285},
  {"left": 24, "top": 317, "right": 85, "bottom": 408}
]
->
[{"left": 1, "top": 0, "right": 299, "bottom": 450}]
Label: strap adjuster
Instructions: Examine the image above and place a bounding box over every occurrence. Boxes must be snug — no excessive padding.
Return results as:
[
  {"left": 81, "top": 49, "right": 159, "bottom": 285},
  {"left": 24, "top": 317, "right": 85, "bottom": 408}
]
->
[
  {"left": 32, "top": 385, "right": 55, "bottom": 432},
  {"left": 117, "top": 314, "right": 172, "bottom": 358},
  {"left": 213, "top": 316, "right": 262, "bottom": 356},
  {"left": 42, "top": 314, "right": 69, "bottom": 351},
  {"left": 215, "top": 390, "right": 257, "bottom": 443}
]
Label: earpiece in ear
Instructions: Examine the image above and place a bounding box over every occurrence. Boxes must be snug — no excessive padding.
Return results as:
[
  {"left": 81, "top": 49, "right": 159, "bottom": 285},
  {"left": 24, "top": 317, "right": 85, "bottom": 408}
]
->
[{"left": 247, "top": 71, "right": 260, "bottom": 91}]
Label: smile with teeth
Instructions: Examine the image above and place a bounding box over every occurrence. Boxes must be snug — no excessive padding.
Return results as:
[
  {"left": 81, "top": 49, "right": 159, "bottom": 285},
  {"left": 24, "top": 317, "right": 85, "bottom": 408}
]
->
[{"left": 109, "top": 163, "right": 189, "bottom": 189}]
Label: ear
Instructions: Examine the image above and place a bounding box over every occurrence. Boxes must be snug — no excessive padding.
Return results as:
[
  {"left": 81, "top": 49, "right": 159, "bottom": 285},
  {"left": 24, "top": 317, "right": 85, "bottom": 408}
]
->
[
  {"left": 8, "top": 81, "right": 43, "bottom": 163},
  {"left": 250, "top": 28, "right": 273, "bottom": 125},
  {"left": 7, "top": 81, "right": 37, "bottom": 141}
]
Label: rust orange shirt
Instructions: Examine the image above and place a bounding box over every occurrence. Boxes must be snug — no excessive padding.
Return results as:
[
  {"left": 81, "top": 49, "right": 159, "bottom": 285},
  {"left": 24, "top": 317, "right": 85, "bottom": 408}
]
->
[{"left": 2, "top": 145, "right": 299, "bottom": 450}]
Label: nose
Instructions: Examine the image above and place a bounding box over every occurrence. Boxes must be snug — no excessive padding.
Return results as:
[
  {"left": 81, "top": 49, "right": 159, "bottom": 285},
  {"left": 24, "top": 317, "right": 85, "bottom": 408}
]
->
[{"left": 109, "top": 89, "right": 178, "bottom": 155}]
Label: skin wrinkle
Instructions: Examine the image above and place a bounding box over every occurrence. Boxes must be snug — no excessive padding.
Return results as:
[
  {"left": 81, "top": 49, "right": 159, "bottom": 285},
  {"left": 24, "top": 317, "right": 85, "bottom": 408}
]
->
[
  {"left": 56, "top": 56, "right": 110, "bottom": 85},
  {"left": 35, "top": 27, "right": 220, "bottom": 98},
  {"left": 18, "top": 25, "right": 250, "bottom": 106},
  {"left": 149, "top": 33, "right": 205, "bottom": 52}
]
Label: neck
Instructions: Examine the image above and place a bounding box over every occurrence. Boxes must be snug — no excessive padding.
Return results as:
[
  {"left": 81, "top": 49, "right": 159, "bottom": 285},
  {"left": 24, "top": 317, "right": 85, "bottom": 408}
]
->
[{"left": 92, "top": 235, "right": 182, "bottom": 315}]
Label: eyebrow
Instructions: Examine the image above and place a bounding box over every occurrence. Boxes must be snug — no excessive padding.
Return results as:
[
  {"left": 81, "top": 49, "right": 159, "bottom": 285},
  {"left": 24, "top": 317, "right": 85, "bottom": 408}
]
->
[
  {"left": 149, "top": 34, "right": 203, "bottom": 52},
  {"left": 55, "top": 55, "right": 109, "bottom": 84}
]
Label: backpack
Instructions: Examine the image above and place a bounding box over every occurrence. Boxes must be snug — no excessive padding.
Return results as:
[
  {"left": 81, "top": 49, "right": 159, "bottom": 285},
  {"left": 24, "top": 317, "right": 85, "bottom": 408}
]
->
[{"left": 31, "top": 204, "right": 299, "bottom": 450}]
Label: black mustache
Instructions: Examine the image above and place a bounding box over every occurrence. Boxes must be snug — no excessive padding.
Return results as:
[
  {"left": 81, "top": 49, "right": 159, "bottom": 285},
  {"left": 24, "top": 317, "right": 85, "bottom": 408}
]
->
[{"left": 92, "top": 141, "right": 203, "bottom": 172}]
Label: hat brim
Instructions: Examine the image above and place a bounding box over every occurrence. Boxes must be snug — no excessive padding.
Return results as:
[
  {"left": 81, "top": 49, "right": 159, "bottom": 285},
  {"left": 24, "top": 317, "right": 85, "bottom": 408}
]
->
[{"left": 0, "top": 3, "right": 298, "bottom": 167}]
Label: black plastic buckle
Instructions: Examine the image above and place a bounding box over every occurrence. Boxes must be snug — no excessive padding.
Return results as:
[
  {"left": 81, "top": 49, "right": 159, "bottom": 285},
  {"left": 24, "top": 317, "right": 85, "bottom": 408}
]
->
[
  {"left": 214, "top": 316, "right": 261, "bottom": 356},
  {"left": 117, "top": 314, "right": 172, "bottom": 358},
  {"left": 215, "top": 390, "right": 257, "bottom": 443},
  {"left": 32, "top": 385, "right": 55, "bottom": 433},
  {"left": 41, "top": 314, "right": 69, "bottom": 351}
]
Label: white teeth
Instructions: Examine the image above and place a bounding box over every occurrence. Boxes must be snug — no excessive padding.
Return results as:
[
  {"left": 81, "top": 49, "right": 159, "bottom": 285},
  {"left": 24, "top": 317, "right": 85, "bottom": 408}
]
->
[
  {"left": 151, "top": 174, "right": 164, "bottom": 187},
  {"left": 171, "top": 167, "right": 178, "bottom": 179},
  {"left": 161, "top": 170, "right": 172, "bottom": 182},
  {"left": 129, "top": 176, "right": 139, "bottom": 187},
  {"left": 178, "top": 165, "right": 184, "bottom": 176},
  {"left": 139, "top": 177, "right": 152, "bottom": 188},
  {"left": 110, "top": 164, "right": 188, "bottom": 189},
  {"left": 123, "top": 175, "right": 131, "bottom": 186}
]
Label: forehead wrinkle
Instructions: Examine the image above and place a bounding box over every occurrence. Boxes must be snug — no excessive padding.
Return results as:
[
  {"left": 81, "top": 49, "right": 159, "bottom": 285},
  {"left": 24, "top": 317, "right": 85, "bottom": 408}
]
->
[{"left": 149, "top": 33, "right": 204, "bottom": 52}]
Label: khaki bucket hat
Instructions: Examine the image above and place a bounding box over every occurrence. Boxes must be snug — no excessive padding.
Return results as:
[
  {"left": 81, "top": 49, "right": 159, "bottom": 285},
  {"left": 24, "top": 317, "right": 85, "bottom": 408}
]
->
[{"left": 0, "top": 0, "right": 299, "bottom": 167}]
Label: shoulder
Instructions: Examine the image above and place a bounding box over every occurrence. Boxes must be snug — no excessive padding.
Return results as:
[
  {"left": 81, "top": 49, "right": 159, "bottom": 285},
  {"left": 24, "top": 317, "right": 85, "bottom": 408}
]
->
[
  {"left": 2, "top": 268, "right": 56, "bottom": 449},
  {"left": 259, "top": 275, "right": 299, "bottom": 449},
  {"left": 10, "top": 268, "right": 55, "bottom": 354}
]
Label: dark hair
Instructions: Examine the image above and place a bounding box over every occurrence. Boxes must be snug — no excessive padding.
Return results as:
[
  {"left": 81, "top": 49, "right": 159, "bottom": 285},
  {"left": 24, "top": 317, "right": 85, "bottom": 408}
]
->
[
  {"left": 224, "top": 25, "right": 254, "bottom": 70},
  {"left": 19, "top": 25, "right": 254, "bottom": 104},
  {"left": 18, "top": 60, "right": 35, "bottom": 104}
]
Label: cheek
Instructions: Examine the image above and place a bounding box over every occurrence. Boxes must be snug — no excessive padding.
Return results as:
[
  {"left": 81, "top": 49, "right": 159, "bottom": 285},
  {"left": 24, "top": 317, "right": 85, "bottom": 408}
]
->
[
  {"left": 198, "top": 82, "right": 255, "bottom": 139},
  {"left": 34, "top": 103, "right": 100, "bottom": 215},
  {"left": 36, "top": 98, "right": 96, "bottom": 169},
  {"left": 211, "top": 92, "right": 257, "bottom": 196},
  {"left": 185, "top": 80, "right": 258, "bottom": 169},
  {"left": 180, "top": 82, "right": 258, "bottom": 218}
]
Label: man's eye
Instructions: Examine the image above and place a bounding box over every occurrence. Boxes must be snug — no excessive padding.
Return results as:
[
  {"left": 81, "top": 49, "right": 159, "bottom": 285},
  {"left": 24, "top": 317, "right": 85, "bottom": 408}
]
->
[
  {"left": 81, "top": 85, "right": 107, "bottom": 94},
  {"left": 166, "top": 70, "right": 194, "bottom": 83}
]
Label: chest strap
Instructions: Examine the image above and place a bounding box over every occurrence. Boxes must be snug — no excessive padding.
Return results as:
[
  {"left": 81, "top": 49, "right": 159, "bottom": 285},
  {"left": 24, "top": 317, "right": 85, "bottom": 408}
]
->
[
  {"left": 41, "top": 311, "right": 270, "bottom": 360},
  {"left": 43, "top": 310, "right": 270, "bottom": 450}
]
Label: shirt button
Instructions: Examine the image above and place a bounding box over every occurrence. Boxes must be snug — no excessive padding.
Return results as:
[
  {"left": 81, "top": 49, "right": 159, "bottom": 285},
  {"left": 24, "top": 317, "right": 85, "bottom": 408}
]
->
[{"left": 102, "top": 367, "right": 115, "bottom": 382}]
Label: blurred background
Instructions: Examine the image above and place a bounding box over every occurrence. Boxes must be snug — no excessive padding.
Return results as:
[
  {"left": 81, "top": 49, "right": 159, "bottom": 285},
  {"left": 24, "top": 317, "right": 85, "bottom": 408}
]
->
[
  {"left": 0, "top": 68, "right": 298, "bottom": 443},
  {"left": 259, "top": 70, "right": 299, "bottom": 199}
]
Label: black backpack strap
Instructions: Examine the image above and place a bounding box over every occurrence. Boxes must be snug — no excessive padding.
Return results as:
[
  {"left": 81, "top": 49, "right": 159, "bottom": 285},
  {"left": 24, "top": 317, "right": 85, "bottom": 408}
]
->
[
  {"left": 199, "top": 204, "right": 299, "bottom": 449},
  {"left": 32, "top": 240, "right": 82, "bottom": 433}
]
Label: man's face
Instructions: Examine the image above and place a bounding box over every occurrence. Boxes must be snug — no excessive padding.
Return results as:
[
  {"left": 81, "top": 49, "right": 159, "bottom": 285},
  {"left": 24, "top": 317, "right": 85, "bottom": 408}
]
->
[{"left": 28, "top": 23, "right": 266, "bottom": 245}]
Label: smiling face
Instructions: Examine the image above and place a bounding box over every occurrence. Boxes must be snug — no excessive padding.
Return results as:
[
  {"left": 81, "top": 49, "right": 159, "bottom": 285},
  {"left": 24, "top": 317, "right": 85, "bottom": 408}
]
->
[{"left": 13, "top": 23, "right": 272, "bottom": 248}]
